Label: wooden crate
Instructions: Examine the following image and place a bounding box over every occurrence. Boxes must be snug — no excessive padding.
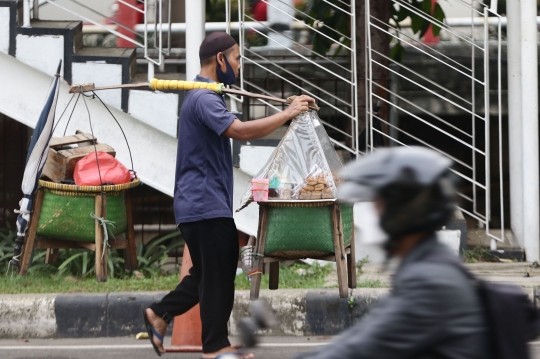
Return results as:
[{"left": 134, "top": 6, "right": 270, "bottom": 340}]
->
[{"left": 42, "top": 132, "right": 116, "bottom": 183}]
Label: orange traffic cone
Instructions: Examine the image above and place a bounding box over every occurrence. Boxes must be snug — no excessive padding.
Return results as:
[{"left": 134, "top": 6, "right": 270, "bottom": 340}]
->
[{"left": 165, "top": 245, "right": 203, "bottom": 353}]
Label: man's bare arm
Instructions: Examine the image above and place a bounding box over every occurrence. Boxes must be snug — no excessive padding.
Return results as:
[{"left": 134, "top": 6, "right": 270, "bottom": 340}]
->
[{"left": 222, "top": 95, "right": 315, "bottom": 141}]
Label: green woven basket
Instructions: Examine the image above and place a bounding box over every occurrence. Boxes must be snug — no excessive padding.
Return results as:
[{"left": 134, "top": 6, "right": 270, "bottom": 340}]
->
[
  {"left": 35, "top": 179, "right": 140, "bottom": 243},
  {"left": 264, "top": 203, "right": 353, "bottom": 257}
]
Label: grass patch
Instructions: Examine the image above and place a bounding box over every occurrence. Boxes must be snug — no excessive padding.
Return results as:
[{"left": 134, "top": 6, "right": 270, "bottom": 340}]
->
[
  {"left": 356, "top": 278, "right": 385, "bottom": 288},
  {"left": 355, "top": 256, "right": 386, "bottom": 288},
  {"left": 356, "top": 256, "right": 370, "bottom": 273},
  {"left": 0, "top": 262, "right": 333, "bottom": 294},
  {"left": 0, "top": 272, "right": 182, "bottom": 294},
  {"left": 235, "top": 262, "right": 332, "bottom": 290},
  {"left": 463, "top": 246, "right": 499, "bottom": 263}
]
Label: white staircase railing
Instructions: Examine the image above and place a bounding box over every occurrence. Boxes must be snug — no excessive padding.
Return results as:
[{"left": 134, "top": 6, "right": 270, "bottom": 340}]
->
[
  {"left": 365, "top": 0, "right": 504, "bottom": 248},
  {"left": 235, "top": 0, "right": 359, "bottom": 156}
]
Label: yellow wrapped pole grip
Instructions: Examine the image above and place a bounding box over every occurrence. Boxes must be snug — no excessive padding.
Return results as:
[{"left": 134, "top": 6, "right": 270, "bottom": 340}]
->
[{"left": 149, "top": 79, "right": 225, "bottom": 94}]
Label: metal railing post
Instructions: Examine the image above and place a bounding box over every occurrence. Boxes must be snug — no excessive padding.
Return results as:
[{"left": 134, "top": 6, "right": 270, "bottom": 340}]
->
[
  {"left": 147, "top": 62, "right": 155, "bottom": 83},
  {"left": 23, "top": 0, "right": 31, "bottom": 27},
  {"left": 32, "top": 0, "right": 39, "bottom": 20},
  {"left": 507, "top": 0, "right": 524, "bottom": 249},
  {"left": 520, "top": 0, "right": 540, "bottom": 261},
  {"left": 185, "top": 0, "right": 205, "bottom": 80}
]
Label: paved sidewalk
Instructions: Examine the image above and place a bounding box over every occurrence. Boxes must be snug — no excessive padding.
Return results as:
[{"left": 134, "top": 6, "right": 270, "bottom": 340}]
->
[
  {"left": 0, "top": 262, "right": 539, "bottom": 340},
  {"left": 321, "top": 261, "right": 540, "bottom": 295},
  {"left": 343, "top": 261, "right": 540, "bottom": 288}
]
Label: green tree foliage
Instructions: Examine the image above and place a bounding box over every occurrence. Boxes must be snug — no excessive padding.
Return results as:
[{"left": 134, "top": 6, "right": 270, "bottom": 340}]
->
[
  {"left": 0, "top": 222, "right": 184, "bottom": 278},
  {"left": 206, "top": 0, "right": 240, "bottom": 22},
  {"left": 391, "top": 0, "right": 445, "bottom": 60},
  {"left": 301, "top": 0, "right": 351, "bottom": 57},
  {"left": 393, "top": 0, "right": 445, "bottom": 38},
  {"left": 0, "top": 222, "right": 16, "bottom": 272},
  {"left": 301, "top": 0, "right": 445, "bottom": 61}
]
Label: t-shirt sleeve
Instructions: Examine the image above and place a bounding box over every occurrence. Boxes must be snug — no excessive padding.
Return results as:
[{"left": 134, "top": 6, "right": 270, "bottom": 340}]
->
[{"left": 195, "top": 92, "right": 236, "bottom": 136}]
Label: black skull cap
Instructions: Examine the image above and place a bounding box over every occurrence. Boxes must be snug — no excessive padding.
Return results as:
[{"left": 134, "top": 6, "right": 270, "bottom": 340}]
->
[{"left": 199, "top": 32, "right": 237, "bottom": 61}]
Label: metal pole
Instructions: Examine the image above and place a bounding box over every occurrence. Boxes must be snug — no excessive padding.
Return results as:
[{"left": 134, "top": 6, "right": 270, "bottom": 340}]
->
[
  {"left": 351, "top": 0, "right": 358, "bottom": 157},
  {"left": 23, "top": 0, "right": 31, "bottom": 27},
  {"left": 483, "top": 8, "right": 494, "bottom": 250},
  {"left": 507, "top": 0, "right": 523, "bottom": 249},
  {"left": 389, "top": 63, "right": 399, "bottom": 146},
  {"left": 520, "top": 0, "right": 539, "bottom": 262},
  {"left": 185, "top": 0, "right": 205, "bottom": 80},
  {"left": 147, "top": 62, "right": 155, "bottom": 83},
  {"left": 367, "top": 1, "right": 374, "bottom": 153},
  {"left": 471, "top": 1, "right": 477, "bottom": 217},
  {"left": 32, "top": 0, "right": 39, "bottom": 19}
]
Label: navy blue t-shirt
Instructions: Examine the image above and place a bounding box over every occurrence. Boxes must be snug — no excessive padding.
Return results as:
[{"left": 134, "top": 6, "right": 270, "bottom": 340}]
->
[{"left": 174, "top": 75, "right": 236, "bottom": 224}]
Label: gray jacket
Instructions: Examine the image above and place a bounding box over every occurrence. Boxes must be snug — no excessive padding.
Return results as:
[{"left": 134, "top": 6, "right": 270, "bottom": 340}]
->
[{"left": 295, "top": 234, "right": 489, "bottom": 359}]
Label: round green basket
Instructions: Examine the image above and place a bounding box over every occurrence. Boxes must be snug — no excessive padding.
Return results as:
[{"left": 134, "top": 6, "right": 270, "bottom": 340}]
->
[
  {"left": 264, "top": 203, "right": 353, "bottom": 258},
  {"left": 36, "top": 179, "right": 140, "bottom": 243}
]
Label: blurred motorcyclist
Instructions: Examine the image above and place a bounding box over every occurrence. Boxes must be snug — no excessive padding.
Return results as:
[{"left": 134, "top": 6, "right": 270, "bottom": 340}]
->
[{"left": 294, "top": 146, "right": 489, "bottom": 359}]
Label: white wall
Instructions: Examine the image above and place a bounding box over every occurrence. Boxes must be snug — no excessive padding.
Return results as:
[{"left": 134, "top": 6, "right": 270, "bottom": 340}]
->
[
  {"left": 239, "top": 146, "right": 275, "bottom": 177},
  {"left": 128, "top": 90, "right": 179, "bottom": 137},
  {"left": 0, "top": 7, "right": 9, "bottom": 54},
  {"left": 72, "top": 62, "right": 122, "bottom": 109},
  {"left": 38, "top": 0, "right": 116, "bottom": 22},
  {"left": 437, "top": 0, "right": 476, "bottom": 18},
  {"left": 16, "top": 34, "right": 64, "bottom": 76}
]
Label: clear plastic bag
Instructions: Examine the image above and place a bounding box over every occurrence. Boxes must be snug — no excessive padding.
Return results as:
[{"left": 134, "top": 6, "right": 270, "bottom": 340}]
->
[{"left": 237, "top": 111, "right": 343, "bottom": 211}]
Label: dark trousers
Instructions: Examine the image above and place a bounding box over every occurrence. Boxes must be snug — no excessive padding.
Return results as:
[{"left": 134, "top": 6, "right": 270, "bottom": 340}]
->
[{"left": 149, "top": 217, "right": 239, "bottom": 353}]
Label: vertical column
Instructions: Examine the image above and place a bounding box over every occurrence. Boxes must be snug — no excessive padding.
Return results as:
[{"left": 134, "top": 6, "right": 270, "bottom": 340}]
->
[
  {"left": 23, "top": 0, "right": 30, "bottom": 27},
  {"left": 185, "top": 1, "right": 205, "bottom": 80},
  {"left": 520, "top": 0, "right": 539, "bottom": 262},
  {"left": 506, "top": 0, "right": 523, "bottom": 248},
  {"left": 267, "top": 0, "right": 294, "bottom": 48},
  {"left": 32, "top": 0, "right": 39, "bottom": 20}
]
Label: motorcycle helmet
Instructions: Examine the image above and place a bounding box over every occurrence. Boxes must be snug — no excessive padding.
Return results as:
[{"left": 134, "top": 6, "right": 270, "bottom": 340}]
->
[{"left": 338, "top": 146, "right": 456, "bottom": 241}]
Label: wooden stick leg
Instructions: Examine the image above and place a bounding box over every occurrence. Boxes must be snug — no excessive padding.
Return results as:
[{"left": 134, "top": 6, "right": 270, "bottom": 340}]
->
[
  {"left": 124, "top": 191, "right": 137, "bottom": 271},
  {"left": 250, "top": 272, "right": 262, "bottom": 300},
  {"left": 250, "top": 205, "right": 269, "bottom": 301},
  {"left": 95, "top": 194, "right": 108, "bottom": 282},
  {"left": 332, "top": 204, "right": 348, "bottom": 298},
  {"left": 269, "top": 261, "right": 279, "bottom": 290},
  {"left": 19, "top": 190, "right": 45, "bottom": 276},
  {"left": 347, "top": 224, "right": 357, "bottom": 289},
  {"left": 45, "top": 248, "right": 59, "bottom": 264}
]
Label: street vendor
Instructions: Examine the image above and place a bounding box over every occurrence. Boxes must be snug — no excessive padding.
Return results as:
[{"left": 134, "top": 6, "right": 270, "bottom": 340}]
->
[{"left": 142, "top": 31, "right": 315, "bottom": 358}]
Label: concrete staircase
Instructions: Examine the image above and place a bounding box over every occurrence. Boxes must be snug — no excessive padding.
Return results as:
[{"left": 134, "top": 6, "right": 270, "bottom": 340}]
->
[{"left": 0, "top": 0, "right": 182, "bottom": 137}]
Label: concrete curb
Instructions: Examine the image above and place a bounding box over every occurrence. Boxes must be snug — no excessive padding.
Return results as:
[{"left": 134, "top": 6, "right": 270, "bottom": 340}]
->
[{"left": 0, "top": 289, "right": 389, "bottom": 339}]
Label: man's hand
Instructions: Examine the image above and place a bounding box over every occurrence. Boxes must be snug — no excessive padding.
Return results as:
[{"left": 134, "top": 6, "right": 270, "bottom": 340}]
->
[
  {"left": 284, "top": 95, "right": 317, "bottom": 119},
  {"left": 222, "top": 94, "right": 317, "bottom": 141}
]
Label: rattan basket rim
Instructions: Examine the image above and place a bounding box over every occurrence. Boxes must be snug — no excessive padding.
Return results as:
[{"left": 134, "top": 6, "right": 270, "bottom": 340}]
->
[
  {"left": 39, "top": 178, "right": 141, "bottom": 193},
  {"left": 258, "top": 199, "right": 337, "bottom": 207}
]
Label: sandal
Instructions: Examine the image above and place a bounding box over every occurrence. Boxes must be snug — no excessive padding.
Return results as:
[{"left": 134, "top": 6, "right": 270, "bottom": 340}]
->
[{"left": 142, "top": 308, "right": 165, "bottom": 357}]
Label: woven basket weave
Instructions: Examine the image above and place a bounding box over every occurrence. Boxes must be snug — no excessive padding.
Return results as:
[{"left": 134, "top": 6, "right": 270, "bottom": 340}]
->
[
  {"left": 264, "top": 203, "right": 353, "bottom": 258},
  {"left": 36, "top": 179, "right": 140, "bottom": 242}
]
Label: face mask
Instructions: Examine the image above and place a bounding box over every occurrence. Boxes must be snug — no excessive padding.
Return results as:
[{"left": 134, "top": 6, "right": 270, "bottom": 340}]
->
[
  {"left": 355, "top": 202, "right": 388, "bottom": 247},
  {"left": 216, "top": 54, "right": 237, "bottom": 86}
]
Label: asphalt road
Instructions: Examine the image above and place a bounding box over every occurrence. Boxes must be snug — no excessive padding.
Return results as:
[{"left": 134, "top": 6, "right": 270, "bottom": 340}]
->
[
  {"left": 0, "top": 336, "right": 330, "bottom": 359},
  {"left": 2, "top": 336, "right": 540, "bottom": 359}
]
